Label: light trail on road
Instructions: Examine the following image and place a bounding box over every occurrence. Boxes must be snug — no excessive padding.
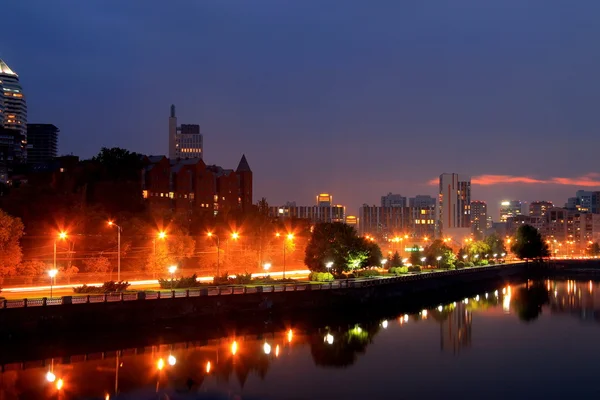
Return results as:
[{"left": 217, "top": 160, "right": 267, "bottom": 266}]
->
[{"left": 2, "top": 269, "right": 312, "bottom": 294}]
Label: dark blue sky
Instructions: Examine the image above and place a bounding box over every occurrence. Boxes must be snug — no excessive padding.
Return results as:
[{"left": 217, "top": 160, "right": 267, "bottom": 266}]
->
[{"left": 2, "top": 0, "right": 599, "bottom": 218}]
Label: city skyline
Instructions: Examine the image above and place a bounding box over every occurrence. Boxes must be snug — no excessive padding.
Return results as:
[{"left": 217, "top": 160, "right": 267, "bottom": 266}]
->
[{"left": 2, "top": 1, "right": 599, "bottom": 216}]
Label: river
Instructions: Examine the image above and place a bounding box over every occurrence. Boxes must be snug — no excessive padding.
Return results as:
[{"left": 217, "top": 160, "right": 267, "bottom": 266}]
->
[{"left": 0, "top": 278, "right": 599, "bottom": 399}]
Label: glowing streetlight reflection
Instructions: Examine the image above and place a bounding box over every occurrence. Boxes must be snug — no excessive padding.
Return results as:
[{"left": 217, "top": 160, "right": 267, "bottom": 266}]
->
[
  {"left": 56, "top": 379, "right": 64, "bottom": 390},
  {"left": 157, "top": 358, "right": 165, "bottom": 370},
  {"left": 168, "top": 355, "right": 176, "bottom": 366},
  {"left": 231, "top": 341, "right": 238, "bottom": 355},
  {"left": 275, "top": 345, "right": 280, "bottom": 357},
  {"left": 438, "top": 305, "right": 443, "bottom": 312},
  {"left": 381, "top": 320, "right": 388, "bottom": 329},
  {"left": 325, "top": 333, "right": 334, "bottom": 344},
  {"left": 46, "top": 371, "right": 56, "bottom": 383},
  {"left": 263, "top": 342, "right": 271, "bottom": 355},
  {"left": 287, "top": 329, "right": 293, "bottom": 343},
  {"left": 206, "top": 361, "right": 211, "bottom": 373}
]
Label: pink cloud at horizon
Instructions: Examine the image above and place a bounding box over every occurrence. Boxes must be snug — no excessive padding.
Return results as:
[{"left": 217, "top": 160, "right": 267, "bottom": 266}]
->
[{"left": 428, "top": 173, "right": 600, "bottom": 187}]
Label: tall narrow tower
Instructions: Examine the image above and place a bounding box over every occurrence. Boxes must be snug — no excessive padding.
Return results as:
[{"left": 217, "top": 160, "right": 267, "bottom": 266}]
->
[
  {"left": 168, "top": 104, "right": 177, "bottom": 159},
  {"left": 0, "top": 58, "right": 27, "bottom": 163}
]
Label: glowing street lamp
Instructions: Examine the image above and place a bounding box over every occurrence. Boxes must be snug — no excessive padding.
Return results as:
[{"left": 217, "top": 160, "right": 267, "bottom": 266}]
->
[
  {"left": 436, "top": 255, "right": 442, "bottom": 268},
  {"left": 325, "top": 261, "right": 333, "bottom": 272},
  {"left": 154, "top": 231, "right": 167, "bottom": 257},
  {"left": 46, "top": 371, "right": 56, "bottom": 383},
  {"left": 48, "top": 269, "right": 58, "bottom": 298},
  {"left": 325, "top": 333, "right": 334, "bottom": 345},
  {"left": 263, "top": 262, "right": 271, "bottom": 272},
  {"left": 207, "top": 232, "right": 221, "bottom": 277},
  {"left": 231, "top": 232, "right": 239, "bottom": 240},
  {"left": 420, "top": 257, "right": 426, "bottom": 265},
  {"left": 462, "top": 254, "right": 468, "bottom": 260},
  {"left": 281, "top": 233, "right": 294, "bottom": 280},
  {"left": 381, "top": 259, "right": 388, "bottom": 268},
  {"left": 54, "top": 231, "right": 68, "bottom": 272},
  {"left": 168, "top": 265, "right": 177, "bottom": 289},
  {"left": 108, "top": 221, "right": 122, "bottom": 281},
  {"left": 167, "top": 355, "right": 176, "bottom": 366},
  {"left": 263, "top": 342, "right": 271, "bottom": 355}
]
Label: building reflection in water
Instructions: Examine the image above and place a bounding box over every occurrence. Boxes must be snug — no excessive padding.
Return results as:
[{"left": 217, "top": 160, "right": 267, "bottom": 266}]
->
[
  {"left": 440, "top": 301, "right": 472, "bottom": 355},
  {"left": 0, "top": 280, "right": 591, "bottom": 398},
  {"left": 549, "top": 279, "right": 600, "bottom": 323}
]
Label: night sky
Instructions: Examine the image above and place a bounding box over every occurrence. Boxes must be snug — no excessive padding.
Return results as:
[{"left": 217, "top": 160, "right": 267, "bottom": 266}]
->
[{"left": 2, "top": 1, "right": 599, "bottom": 219}]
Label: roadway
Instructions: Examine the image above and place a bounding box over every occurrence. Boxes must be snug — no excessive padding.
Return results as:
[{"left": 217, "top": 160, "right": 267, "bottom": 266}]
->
[{"left": 0, "top": 269, "right": 311, "bottom": 300}]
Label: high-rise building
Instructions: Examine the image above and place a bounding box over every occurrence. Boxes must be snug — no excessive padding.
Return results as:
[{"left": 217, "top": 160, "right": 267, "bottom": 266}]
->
[
  {"left": 0, "top": 58, "right": 27, "bottom": 163},
  {"left": 168, "top": 105, "right": 203, "bottom": 160},
  {"left": 470, "top": 200, "right": 487, "bottom": 238},
  {"left": 529, "top": 201, "right": 553, "bottom": 217},
  {"left": 357, "top": 204, "right": 435, "bottom": 238},
  {"left": 499, "top": 200, "right": 523, "bottom": 222},
  {"left": 565, "top": 190, "right": 600, "bottom": 213},
  {"left": 437, "top": 173, "right": 471, "bottom": 236},
  {"left": 26, "top": 124, "right": 58, "bottom": 164},
  {"left": 381, "top": 193, "right": 407, "bottom": 208}
]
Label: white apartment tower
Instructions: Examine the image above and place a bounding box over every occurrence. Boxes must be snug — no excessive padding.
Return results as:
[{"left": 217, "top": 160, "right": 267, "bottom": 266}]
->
[
  {"left": 0, "top": 58, "right": 27, "bottom": 162},
  {"left": 437, "top": 173, "right": 471, "bottom": 236},
  {"left": 168, "top": 105, "right": 203, "bottom": 160}
]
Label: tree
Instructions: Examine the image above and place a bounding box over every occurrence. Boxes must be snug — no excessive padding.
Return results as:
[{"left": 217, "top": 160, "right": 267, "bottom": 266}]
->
[
  {"left": 365, "top": 241, "right": 384, "bottom": 267},
  {"left": 485, "top": 234, "right": 507, "bottom": 256},
  {"left": 59, "top": 265, "right": 79, "bottom": 284},
  {"left": 390, "top": 251, "right": 403, "bottom": 268},
  {"left": 587, "top": 242, "right": 600, "bottom": 256},
  {"left": 409, "top": 245, "right": 423, "bottom": 266},
  {"left": 92, "top": 147, "right": 144, "bottom": 182},
  {"left": 0, "top": 210, "right": 24, "bottom": 279},
  {"left": 511, "top": 225, "right": 550, "bottom": 261},
  {"left": 145, "top": 243, "right": 175, "bottom": 278},
  {"left": 84, "top": 257, "right": 111, "bottom": 276},
  {"left": 465, "top": 240, "right": 491, "bottom": 260},
  {"left": 304, "top": 223, "right": 381, "bottom": 274},
  {"left": 16, "top": 260, "right": 47, "bottom": 284},
  {"left": 423, "top": 239, "right": 453, "bottom": 266}
]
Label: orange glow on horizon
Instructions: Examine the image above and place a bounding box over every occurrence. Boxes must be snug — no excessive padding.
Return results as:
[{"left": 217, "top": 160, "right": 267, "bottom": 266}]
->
[{"left": 428, "top": 173, "right": 600, "bottom": 187}]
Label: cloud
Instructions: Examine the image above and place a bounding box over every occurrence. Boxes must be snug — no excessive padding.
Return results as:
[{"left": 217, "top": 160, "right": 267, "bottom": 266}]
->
[{"left": 428, "top": 173, "right": 600, "bottom": 187}]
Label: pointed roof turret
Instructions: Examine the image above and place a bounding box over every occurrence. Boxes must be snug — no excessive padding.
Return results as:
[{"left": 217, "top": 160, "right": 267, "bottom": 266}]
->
[
  {"left": 236, "top": 154, "right": 251, "bottom": 172},
  {"left": 0, "top": 59, "right": 17, "bottom": 76}
]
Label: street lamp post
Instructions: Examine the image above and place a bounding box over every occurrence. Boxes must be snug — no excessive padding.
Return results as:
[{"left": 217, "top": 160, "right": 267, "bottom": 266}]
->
[
  {"left": 381, "top": 259, "right": 388, "bottom": 269},
  {"left": 263, "top": 263, "right": 271, "bottom": 275},
  {"left": 53, "top": 231, "right": 67, "bottom": 271},
  {"left": 208, "top": 232, "right": 221, "bottom": 277},
  {"left": 48, "top": 269, "right": 58, "bottom": 298},
  {"left": 283, "top": 233, "right": 294, "bottom": 280},
  {"left": 154, "top": 231, "right": 167, "bottom": 256},
  {"left": 168, "top": 265, "right": 177, "bottom": 290},
  {"left": 108, "top": 221, "right": 122, "bottom": 281},
  {"left": 326, "top": 261, "right": 333, "bottom": 273},
  {"left": 436, "top": 255, "right": 442, "bottom": 269}
]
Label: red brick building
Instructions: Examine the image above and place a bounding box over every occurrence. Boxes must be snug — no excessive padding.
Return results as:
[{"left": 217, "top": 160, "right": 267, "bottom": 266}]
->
[{"left": 142, "top": 154, "right": 253, "bottom": 214}]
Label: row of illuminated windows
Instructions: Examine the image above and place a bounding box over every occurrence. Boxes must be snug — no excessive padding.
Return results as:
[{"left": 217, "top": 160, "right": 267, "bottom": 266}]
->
[{"left": 415, "top": 220, "right": 435, "bottom": 224}]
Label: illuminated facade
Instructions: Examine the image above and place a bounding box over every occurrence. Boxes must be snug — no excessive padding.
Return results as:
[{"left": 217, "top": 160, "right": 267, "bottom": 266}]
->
[
  {"left": 565, "top": 190, "right": 600, "bottom": 214},
  {"left": 0, "top": 58, "right": 27, "bottom": 163},
  {"left": 470, "top": 200, "right": 487, "bottom": 238},
  {"left": 437, "top": 173, "right": 471, "bottom": 236},
  {"left": 529, "top": 201, "right": 553, "bottom": 217},
  {"left": 168, "top": 104, "right": 203, "bottom": 160},
  {"left": 269, "top": 193, "right": 345, "bottom": 223},
  {"left": 357, "top": 205, "right": 435, "bottom": 238},
  {"left": 142, "top": 154, "right": 252, "bottom": 213},
  {"left": 499, "top": 200, "right": 522, "bottom": 222}
]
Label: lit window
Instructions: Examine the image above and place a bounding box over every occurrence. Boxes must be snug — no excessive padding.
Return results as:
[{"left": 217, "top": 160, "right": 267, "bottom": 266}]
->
[
  {"left": 169, "top": 192, "right": 174, "bottom": 199},
  {"left": 160, "top": 193, "right": 164, "bottom": 197},
  {"left": 142, "top": 190, "right": 148, "bottom": 199},
  {"left": 213, "top": 195, "right": 218, "bottom": 202}
]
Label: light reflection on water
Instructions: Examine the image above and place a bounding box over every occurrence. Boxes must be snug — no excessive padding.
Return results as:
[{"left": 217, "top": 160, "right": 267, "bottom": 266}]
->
[{"left": 1, "top": 279, "right": 600, "bottom": 399}]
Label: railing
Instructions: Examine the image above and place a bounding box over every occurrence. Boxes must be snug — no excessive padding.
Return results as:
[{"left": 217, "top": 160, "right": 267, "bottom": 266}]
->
[{"left": 0, "top": 263, "right": 520, "bottom": 310}]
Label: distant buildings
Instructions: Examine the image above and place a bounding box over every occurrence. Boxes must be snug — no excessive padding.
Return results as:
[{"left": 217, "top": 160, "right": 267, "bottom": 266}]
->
[
  {"left": 269, "top": 193, "right": 345, "bottom": 224},
  {"left": 409, "top": 195, "right": 436, "bottom": 208},
  {"left": 142, "top": 154, "right": 252, "bottom": 214},
  {"left": 168, "top": 105, "right": 203, "bottom": 160},
  {"left": 565, "top": 190, "right": 600, "bottom": 213},
  {"left": 0, "top": 58, "right": 27, "bottom": 163},
  {"left": 437, "top": 173, "right": 471, "bottom": 239},
  {"left": 499, "top": 200, "right": 523, "bottom": 222},
  {"left": 529, "top": 201, "right": 553, "bottom": 217},
  {"left": 26, "top": 124, "right": 58, "bottom": 164},
  {"left": 381, "top": 193, "right": 406, "bottom": 207},
  {"left": 358, "top": 204, "right": 435, "bottom": 238},
  {"left": 470, "top": 200, "right": 487, "bottom": 238}
]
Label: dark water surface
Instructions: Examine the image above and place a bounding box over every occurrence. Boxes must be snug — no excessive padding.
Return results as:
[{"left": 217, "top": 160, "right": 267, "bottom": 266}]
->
[{"left": 1, "top": 279, "right": 599, "bottom": 400}]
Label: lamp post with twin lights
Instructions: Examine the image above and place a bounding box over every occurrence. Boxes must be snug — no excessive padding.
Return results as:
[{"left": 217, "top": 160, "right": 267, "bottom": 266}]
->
[{"left": 276, "top": 233, "right": 294, "bottom": 280}]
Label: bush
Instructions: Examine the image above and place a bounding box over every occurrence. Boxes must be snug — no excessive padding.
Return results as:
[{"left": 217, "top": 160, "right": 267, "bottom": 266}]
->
[
  {"left": 73, "top": 281, "right": 131, "bottom": 294},
  {"left": 158, "top": 274, "right": 201, "bottom": 289},
  {"left": 389, "top": 266, "right": 409, "bottom": 275},
  {"left": 309, "top": 272, "right": 335, "bottom": 282},
  {"left": 407, "top": 266, "right": 421, "bottom": 273},
  {"left": 456, "top": 261, "right": 465, "bottom": 269},
  {"left": 480, "top": 260, "right": 489, "bottom": 266},
  {"left": 231, "top": 272, "right": 253, "bottom": 285},
  {"left": 213, "top": 272, "right": 230, "bottom": 285},
  {"left": 356, "top": 270, "right": 381, "bottom": 278}
]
